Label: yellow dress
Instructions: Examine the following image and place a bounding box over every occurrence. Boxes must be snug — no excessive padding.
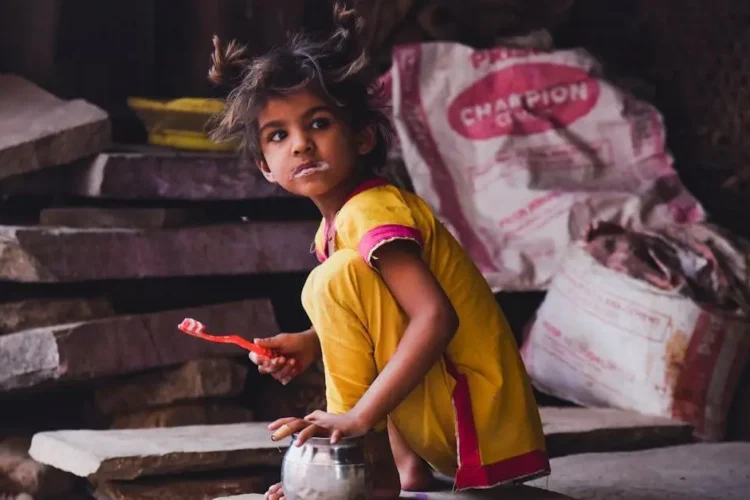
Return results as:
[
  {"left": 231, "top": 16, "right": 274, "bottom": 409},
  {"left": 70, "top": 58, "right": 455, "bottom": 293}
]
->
[{"left": 301, "top": 178, "right": 549, "bottom": 490}]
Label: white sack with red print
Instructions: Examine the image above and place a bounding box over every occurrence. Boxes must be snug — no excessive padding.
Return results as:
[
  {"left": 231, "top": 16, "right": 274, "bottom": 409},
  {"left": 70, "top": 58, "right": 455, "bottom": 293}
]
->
[
  {"left": 521, "top": 222, "right": 750, "bottom": 441},
  {"left": 387, "top": 42, "right": 705, "bottom": 291}
]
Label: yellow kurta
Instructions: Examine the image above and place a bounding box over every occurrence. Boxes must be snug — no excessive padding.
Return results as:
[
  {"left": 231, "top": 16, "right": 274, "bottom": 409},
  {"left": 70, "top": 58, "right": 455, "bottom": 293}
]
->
[{"left": 301, "top": 178, "right": 549, "bottom": 490}]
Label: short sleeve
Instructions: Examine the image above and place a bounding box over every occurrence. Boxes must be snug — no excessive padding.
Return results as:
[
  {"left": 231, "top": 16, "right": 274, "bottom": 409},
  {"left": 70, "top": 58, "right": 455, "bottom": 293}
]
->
[
  {"left": 338, "top": 187, "right": 424, "bottom": 267},
  {"left": 312, "top": 219, "right": 327, "bottom": 263}
]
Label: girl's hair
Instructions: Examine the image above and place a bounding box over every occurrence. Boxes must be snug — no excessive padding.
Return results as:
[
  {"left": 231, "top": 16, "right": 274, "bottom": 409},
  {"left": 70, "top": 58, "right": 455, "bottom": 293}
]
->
[{"left": 208, "top": 3, "right": 392, "bottom": 173}]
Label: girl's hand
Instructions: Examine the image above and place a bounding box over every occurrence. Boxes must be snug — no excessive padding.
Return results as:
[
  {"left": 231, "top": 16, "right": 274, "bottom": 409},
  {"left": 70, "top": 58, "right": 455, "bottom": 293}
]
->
[
  {"left": 250, "top": 329, "right": 320, "bottom": 385},
  {"left": 264, "top": 482, "right": 285, "bottom": 500},
  {"left": 267, "top": 419, "right": 398, "bottom": 499},
  {"left": 268, "top": 417, "right": 324, "bottom": 446},
  {"left": 263, "top": 442, "right": 398, "bottom": 500},
  {"left": 304, "top": 410, "right": 370, "bottom": 444}
]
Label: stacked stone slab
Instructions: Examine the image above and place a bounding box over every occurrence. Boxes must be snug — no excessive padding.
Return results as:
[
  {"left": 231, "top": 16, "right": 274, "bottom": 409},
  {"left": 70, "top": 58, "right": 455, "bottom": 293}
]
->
[
  {"left": 0, "top": 75, "right": 319, "bottom": 498},
  {"left": 0, "top": 74, "right": 110, "bottom": 180},
  {"left": 0, "top": 75, "right": 316, "bottom": 394},
  {"left": 25, "top": 407, "right": 696, "bottom": 499},
  {"left": 95, "top": 358, "right": 254, "bottom": 430}
]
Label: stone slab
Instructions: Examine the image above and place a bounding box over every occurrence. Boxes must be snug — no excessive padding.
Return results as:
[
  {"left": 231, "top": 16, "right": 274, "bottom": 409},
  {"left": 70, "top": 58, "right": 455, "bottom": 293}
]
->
[
  {"left": 110, "top": 403, "right": 254, "bottom": 429},
  {"left": 28, "top": 423, "right": 289, "bottom": 480},
  {"left": 0, "top": 299, "right": 277, "bottom": 392},
  {"left": 248, "top": 393, "right": 693, "bottom": 457},
  {"left": 95, "top": 358, "right": 249, "bottom": 416},
  {"left": 215, "top": 484, "right": 573, "bottom": 499},
  {"left": 39, "top": 207, "right": 208, "bottom": 229},
  {"left": 528, "top": 443, "right": 750, "bottom": 500},
  {"left": 97, "top": 471, "right": 272, "bottom": 500},
  {"left": 0, "top": 74, "right": 110, "bottom": 180},
  {"left": 540, "top": 406, "right": 695, "bottom": 457},
  {"left": 0, "top": 298, "right": 113, "bottom": 335},
  {"left": 0, "top": 221, "right": 318, "bottom": 282},
  {"left": 0, "top": 152, "right": 289, "bottom": 200},
  {"left": 400, "top": 487, "right": 572, "bottom": 499}
]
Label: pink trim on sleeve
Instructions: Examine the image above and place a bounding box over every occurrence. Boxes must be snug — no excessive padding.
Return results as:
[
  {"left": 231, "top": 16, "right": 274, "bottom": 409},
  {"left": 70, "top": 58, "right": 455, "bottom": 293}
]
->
[
  {"left": 358, "top": 224, "right": 423, "bottom": 266},
  {"left": 314, "top": 248, "right": 326, "bottom": 263}
]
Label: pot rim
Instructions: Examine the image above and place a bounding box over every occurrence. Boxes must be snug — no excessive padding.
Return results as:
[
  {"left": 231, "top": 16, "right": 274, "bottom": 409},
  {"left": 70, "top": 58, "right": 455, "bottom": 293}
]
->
[{"left": 290, "top": 433, "right": 366, "bottom": 446}]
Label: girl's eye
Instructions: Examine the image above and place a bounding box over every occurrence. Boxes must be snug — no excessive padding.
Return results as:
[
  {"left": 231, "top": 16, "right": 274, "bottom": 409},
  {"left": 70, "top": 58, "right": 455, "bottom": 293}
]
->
[
  {"left": 268, "top": 130, "right": 287, "bottom": 142},
  {"left": 310, "top": 117, "right": 330, "bottom": 130}
]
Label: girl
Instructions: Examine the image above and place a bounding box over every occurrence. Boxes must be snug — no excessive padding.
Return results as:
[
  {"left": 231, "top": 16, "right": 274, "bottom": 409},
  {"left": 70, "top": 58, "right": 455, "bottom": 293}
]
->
[{"left": 209, "top": 6, "right": 549, "bottom": 499}]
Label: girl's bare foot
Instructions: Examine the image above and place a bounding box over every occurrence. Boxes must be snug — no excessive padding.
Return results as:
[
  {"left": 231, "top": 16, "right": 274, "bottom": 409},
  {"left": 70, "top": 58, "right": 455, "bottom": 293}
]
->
[
  {"left": 264, "top": 482, "right": 285, "bottom": 500},
  {"left": 397, "top": 453, "right": 434, "bottom": 491},
  {"left": 387, "top": 420, "right": 435, "bottom": 491}
]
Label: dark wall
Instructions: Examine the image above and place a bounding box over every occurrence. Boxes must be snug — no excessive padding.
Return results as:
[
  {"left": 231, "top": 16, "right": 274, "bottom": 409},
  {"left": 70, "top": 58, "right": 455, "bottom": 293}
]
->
[{"left": 0, "top": 0, "right": 315, "bottom": 143}]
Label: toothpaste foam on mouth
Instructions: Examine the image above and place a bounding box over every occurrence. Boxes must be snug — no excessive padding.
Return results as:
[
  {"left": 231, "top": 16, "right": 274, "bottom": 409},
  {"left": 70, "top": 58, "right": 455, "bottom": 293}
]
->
[{"left": 294, "top": 161, "right": 330, "bottom": 178}]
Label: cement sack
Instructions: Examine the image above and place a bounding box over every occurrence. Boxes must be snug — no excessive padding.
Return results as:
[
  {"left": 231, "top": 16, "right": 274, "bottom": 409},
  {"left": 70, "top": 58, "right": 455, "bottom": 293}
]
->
[
  {"left": 521, "top": 222, "right": 750, "bottom": 440},
  {"left": 388, "top": 42, "right": 705, "bottom": 291}
]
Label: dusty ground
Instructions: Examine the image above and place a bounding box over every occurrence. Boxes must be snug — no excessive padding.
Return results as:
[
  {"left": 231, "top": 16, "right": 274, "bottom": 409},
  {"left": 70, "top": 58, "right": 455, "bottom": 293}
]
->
[{"left": 529, "top": 442, "right": 750, "bottom": 500}]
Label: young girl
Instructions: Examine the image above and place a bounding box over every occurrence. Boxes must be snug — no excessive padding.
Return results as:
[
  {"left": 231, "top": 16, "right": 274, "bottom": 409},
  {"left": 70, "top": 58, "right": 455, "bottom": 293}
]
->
[{"left": 209, "top": 6, "right": 549, "bottom": 499}]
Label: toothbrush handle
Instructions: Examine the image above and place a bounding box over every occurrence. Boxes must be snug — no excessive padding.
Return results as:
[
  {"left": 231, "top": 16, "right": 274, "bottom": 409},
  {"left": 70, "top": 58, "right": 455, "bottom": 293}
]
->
[
  {"left": 177, "top": 320, "right": 276, "bottom": 358},
  {"left": 223, "top": 335, "right": 276, "bottom": 358}
]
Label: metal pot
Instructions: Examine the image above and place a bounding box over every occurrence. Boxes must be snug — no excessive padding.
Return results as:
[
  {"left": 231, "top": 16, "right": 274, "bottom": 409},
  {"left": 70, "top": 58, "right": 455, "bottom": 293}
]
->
[{"left": 281, "top": 433, "right": 373, "bottom": 500}]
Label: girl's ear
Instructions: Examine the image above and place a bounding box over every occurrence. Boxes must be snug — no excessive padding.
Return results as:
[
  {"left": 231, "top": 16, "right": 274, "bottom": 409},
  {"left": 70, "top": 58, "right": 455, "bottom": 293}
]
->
[
  {"left": 355, "top": 125, "right": 377, "bottom": 156},
  {"left": 256, "top": 159, "right": 276, "bottom": 183}
]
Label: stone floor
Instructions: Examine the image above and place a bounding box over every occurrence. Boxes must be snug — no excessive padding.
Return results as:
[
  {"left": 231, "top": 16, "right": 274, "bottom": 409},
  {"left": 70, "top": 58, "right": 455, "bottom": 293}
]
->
[
  {"left": 217, "top": 442, "right": 750, "bottom": 500},
  {"left": 528, "top": 442, "right": 750, "bottom": 500},
  {"left": 216, "top": 486, "right": 573, "bottom": 500},
  {"left": 24, "top": 408, "right": 750, "bottom": 499}
]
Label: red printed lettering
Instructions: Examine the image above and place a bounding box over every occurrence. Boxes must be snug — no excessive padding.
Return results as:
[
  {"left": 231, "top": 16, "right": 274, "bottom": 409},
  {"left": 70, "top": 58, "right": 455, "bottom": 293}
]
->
[
  {"left": 448, "top": 63, "right": 600, "bottom": 139},
  {"left": 469, "top": 47, "right": 541, "bottom": 70}
]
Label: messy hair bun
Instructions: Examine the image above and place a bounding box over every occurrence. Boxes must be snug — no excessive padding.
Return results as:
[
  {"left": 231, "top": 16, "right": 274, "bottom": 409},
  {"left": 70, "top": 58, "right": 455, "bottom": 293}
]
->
[
  {"left": 328, "top": 2, "right": 370, "bottom": 82},
  {"left": 207, "top": 35, "right": 249, "bottom": 86},
  {"left": 208, "top": 1, "right": 391, "bottom": 172}
]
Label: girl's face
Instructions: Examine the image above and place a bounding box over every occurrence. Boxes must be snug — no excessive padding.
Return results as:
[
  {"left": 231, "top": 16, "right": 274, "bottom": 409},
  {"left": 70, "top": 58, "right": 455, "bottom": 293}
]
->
[{"left": 256, "top": 87, "right": 375, "bottom": 199}]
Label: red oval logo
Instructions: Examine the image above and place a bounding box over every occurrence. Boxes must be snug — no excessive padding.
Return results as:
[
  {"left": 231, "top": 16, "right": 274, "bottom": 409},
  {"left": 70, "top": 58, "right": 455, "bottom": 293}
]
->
[{"left": 447, "top": 63, "right": 600, "bottom": 139}]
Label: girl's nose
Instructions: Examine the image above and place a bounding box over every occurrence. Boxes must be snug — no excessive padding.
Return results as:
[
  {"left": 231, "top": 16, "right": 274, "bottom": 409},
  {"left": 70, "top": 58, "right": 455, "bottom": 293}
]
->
[{"left": 292, "top": 132, "right": 313, "bottom": 156}]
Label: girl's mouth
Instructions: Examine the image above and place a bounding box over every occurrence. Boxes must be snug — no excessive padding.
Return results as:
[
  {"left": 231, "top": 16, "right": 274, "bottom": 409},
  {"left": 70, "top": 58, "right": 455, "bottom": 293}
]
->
[{"left": 292, "top": 161, "right": 329, "bottom": 179}]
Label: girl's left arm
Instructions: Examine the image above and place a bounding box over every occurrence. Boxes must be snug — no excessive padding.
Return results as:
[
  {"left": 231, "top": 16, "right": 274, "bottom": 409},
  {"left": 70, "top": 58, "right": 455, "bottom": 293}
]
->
[{"left": 348, "top": 239, "right": 459, "bottom": 430}]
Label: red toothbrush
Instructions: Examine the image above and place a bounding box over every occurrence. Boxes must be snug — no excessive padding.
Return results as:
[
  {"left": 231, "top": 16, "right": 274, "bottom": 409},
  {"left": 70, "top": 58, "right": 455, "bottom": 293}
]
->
[{"left": 177, "top": 318, "right": 276, "bottom": 358}]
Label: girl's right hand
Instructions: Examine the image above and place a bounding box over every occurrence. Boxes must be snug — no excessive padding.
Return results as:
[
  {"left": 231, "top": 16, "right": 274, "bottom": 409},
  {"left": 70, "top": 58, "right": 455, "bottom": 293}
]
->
[{"left": 250, "top": 329, "right": 320, "bottom": 385}]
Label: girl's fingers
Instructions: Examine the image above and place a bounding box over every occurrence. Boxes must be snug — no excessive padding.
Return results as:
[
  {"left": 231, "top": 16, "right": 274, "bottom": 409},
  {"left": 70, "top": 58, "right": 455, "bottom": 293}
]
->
[
  {"left": 267, "top": 417, "right": 298, "bottom": 430},
  {"left": 273, "top": 364, "right": 297, "bottom": 384},
  {"left": 271, "top": 418, "right": 310, "bottom": 441},
  {"left": 258, "top": 363, "right": 276, "bottom": 375},
  {"left": 258, "top": 357, "right": 287, "bottom": 375},
  {"left": 267, "top": 483, "right": 282, "bottom": 495},
  {"left": 250, "top": 353, "right": 276, "bottom": 368},
  {"left": 330, "top": 429, "right": 343, "bottom": 445},
  {"left": 296, "top": 423, "right": 319, "bottom": 446},
  {"left": 265, "top": 483, "right": 285, "bottom": 500},
  {"left": 248, "top": 352, "right": 261, "bottom": 365}
]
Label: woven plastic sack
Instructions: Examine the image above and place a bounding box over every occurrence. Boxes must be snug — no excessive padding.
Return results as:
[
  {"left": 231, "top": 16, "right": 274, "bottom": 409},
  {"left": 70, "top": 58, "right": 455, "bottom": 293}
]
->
[
  {"left": 521, "top": 223, "right": 750, "bottom": 440},
  {"left": 388, "top": 42, "right": 705, "bottom": 291}
]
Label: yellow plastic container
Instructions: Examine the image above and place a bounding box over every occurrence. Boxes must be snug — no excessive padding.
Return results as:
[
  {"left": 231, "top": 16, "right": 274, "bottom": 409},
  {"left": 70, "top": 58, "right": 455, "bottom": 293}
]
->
[{"left": 127, "top": 97, "right": 236, "bottom": 152}]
